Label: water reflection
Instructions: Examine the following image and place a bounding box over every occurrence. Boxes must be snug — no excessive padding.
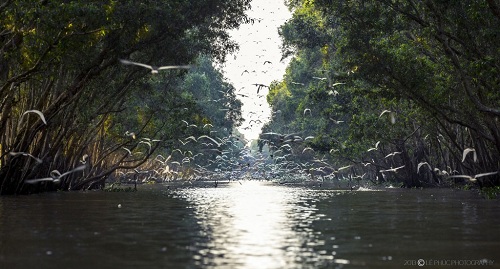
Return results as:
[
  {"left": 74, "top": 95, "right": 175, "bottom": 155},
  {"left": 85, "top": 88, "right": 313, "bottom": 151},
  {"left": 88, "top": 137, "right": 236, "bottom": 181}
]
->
[
  {"left": 0, "top": 184, "right": 499, "bottom": 269},
  {"left": 174, "top": 181, "right": 338, "bottom": 268}
]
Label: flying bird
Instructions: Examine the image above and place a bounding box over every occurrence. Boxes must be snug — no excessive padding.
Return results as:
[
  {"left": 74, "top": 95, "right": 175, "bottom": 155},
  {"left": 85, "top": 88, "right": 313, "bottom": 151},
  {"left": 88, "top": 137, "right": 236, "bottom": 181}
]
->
[
  {"left": 367, "top": 141, "right": 380, "bottom": 152},
  {"left": 462, "top": 148, "right": 477, "bottom": 162},
  {"left": 380, "top": 165, "right": 405, "bottom": 173},
  {"left": 329, "top": 118, "right": 344, "bottom": 124},
  {"left": 379, "top": 110, "right": 392, "bottom": 118},
  {"left": 337, "top": 165, "right": 352, "bottom": 172},
  {"left": 302, "top": 147, "right": 314, "bottom": 154},
  {"left": 25, "top": 165, "right": 86, "bottom": 184},
  {"left": 125, "top": 131, "right": 137, "bottom": 140},
  {"left": 330, "top": 82, "right": 346, "bottom": 87},
  {"left": 446, "top": 171, "right": 498, "bottom": 182},
  {"left": 327, "top": 90, "right": 339, "bottom": 96},
  {"left": 379, "top": 110, "right": 396, "bottom": 124},
  {"left": 21, "top": 110, "right": 47, "bottom": 125},
  {"left": 9, "top": 152, "right": 42, "bottom": 164},
  {"left": 119, "top": 59, "right": 191, "bottom": 74},
  {"left": 385, "top": 152, "right": 402, "bottom": 159},
  {"left": 417, "top": 162, "right": 432, "bottom": 173},
  {"left": 252, "top": 83, "right": 269, "bottom": 94}
]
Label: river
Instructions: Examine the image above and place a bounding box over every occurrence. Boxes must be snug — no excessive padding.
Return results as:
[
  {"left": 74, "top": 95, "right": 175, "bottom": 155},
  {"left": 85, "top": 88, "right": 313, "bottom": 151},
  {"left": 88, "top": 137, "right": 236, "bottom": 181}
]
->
[{"left": 0, "top": 181, "right": 498, "bottom": 268}]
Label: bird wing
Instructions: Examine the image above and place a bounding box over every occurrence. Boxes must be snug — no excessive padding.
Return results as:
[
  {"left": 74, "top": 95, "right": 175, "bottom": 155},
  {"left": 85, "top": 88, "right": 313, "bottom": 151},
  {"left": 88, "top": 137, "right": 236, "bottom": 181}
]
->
[
  {"left": 331, "top": 82, "right": 345, "bottom": 87},
  {"left": 392, "top": 165, "right": 405, "bottom": 171},
  {"left": 157, "top": 65, "right": 191, "bottom": 70},
  {"left": 198, "top": 135, "right": 220, "bottom": 147},
  {"left": 417, "top": 162, "right": 431, "bottom": 173},
  {"left": 9, "top": 151, "right": 43, "bottom": 163},
  {"left": 447, "top": 174, "right": 477, "bottom": 181},
  {"left": 119, "top": 59, "right": 153, "bottom": 70},
  {"left": 302, "top": 147, "right": 314, "bottom": 154},
  {"left": 461, "top": 148, "right": 475, "bottom": 162},
  {"left": 60, "top": 165, "right": 86, "bottom": 178},
  {"left": 474, "top": 171, "right": 499, "bottom": 178},
  {"left": 338, "top": 165, "right": 352, "bottom": 171},
  {"left": 379, "top": 110, "right": 391, "bottom": 118},
  {"left": 25, "top": 177, "right": 54, "bottom": 184},
  {"left": 23, "top": 110, "right": 47, "bottom": 125},
  {"left": 446, "top": 175, "right": 472, "bottom": 179}
]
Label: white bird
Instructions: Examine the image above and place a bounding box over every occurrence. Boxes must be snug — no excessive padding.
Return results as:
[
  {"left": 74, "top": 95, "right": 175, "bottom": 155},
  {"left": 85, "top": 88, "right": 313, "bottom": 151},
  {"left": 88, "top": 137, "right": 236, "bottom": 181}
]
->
[
  {"left": 385, "top": 152, "right": 402, "bottom": 158},
  {"left": 330, "top": 82, "right": 346, "bottom": 87},
  {"left": 138, "top": 140, "right": 152, "bottom": 153},
  {"left": 125, "top": 131, "right": 136, "bottom": 139},
  {"left": 433, "top": 168, "right": 449, "bottom": 176},
  {"left": 122, "top": 147, "right": 132, "bottom": 156},
  {"left": 184, "top": 136, "right": 197, "bottom": 143},
  {"left": 329, "top": 118, "right": 344, "bottom": 124},
  {"left": 25, "top": 165, "right": 86, "bottom": 184},
  {"left": 21, "top": 110, "right": 47, "bottom": 125},
  {"left": 302, "top": 147, "right": 314, "bottom": 154},
  {"left": 198, "top": 135, "right": 221, "bottom": 147},
  {"left": 119, "top": 59, "right": 191, "bottom": 74},
  {"left": 337, "top": 165, "right": 352, "bottom": 172},
  {"left": 303, "top": 108, "right": 311, "bottom": 116},
  {"left": 80, "top": 154, "right": 89, "bottom": 164},
  {"left": 379, "top": 110, "right": 396, "bottom": 124},
  {"left": 9, "top": 151, "right": 42, "bottom": 164},
  {"left": 380, "top": 165, "right": 405, "bottom": 173},
  {"left": 327, "top": 90, "right": 339, "bottom": 96},
  {"left": 462, "top": 148, "right": 477, "bottom": 162},
  {"left": 447, "top": 171, "right": 498, "bottom": 182},
  {"left": 367, "top": 141, "right": 380, "bottom": 152},
  {"left": 379, "top": 110, "right": 392, "bottom": 118},
  {"left": 417, "top": 162, "right": 432, "bottom": 173}
]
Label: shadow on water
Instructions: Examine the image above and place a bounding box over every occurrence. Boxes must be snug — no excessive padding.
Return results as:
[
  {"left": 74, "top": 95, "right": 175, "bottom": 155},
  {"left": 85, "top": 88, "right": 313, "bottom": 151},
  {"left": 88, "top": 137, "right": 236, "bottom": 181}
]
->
[{"left": 1, "top": 182, "right": 499, "bottom": 268}]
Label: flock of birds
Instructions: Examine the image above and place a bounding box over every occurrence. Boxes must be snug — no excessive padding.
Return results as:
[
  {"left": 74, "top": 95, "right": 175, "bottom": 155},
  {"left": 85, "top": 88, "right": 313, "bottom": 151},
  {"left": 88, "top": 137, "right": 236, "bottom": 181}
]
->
[
  {"left": 221, "top": 2, "right": 292, "bottom": 139},
  {"left": 7, "top": 0, "right": 498, "bottom": 188},
  {"left": 7, "top": 57, "right": 498, "bottom": 189}
]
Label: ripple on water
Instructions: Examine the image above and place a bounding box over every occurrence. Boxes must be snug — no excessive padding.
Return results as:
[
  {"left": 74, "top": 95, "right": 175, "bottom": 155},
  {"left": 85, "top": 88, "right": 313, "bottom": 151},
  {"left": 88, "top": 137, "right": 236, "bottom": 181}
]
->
[
  {"left": 1, "top": 182, "right": 498, "bottom": 269},
  {"left": 170, "top": 181, "right": 341, "bottom": 268}
]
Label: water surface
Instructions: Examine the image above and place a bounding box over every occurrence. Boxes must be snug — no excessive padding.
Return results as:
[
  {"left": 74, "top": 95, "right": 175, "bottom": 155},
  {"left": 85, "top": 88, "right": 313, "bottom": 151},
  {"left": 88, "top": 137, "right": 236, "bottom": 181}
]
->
[{"left": 0, "top": 181, "right": 498, "bottom": 268}]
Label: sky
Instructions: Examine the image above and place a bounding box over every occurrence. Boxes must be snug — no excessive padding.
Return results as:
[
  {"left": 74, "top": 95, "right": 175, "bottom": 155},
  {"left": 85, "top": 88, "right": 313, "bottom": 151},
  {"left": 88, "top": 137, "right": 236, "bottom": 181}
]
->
[{"left": 221, "top": 0, "right": 292, "bottom": 142}]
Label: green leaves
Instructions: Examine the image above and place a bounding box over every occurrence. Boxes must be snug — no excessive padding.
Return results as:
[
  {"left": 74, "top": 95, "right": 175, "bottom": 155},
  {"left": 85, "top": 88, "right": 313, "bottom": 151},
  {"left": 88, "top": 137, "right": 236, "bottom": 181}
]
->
[
  {"left": 0, "top": 0, "right": 251, "bottom": 194},
  {"left": 261, "top": 0, "right": 500, "bottom": 187}
]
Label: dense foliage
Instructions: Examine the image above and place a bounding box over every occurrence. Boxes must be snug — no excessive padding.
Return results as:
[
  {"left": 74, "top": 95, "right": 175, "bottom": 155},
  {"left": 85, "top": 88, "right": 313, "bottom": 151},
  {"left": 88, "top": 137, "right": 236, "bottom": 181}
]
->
[
  {"left": 261, "top": 0, "right": 500, "bottom": 188},
  {"left": 0, "top": 0, "right": 251, "bottom": 194}
]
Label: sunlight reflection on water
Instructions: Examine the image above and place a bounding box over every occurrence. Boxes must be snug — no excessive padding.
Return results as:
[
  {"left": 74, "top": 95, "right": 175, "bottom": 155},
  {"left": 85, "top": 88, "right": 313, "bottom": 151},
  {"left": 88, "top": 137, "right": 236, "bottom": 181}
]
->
[{"left": 174, "top": 181, "right": 340, "bottom": 268}]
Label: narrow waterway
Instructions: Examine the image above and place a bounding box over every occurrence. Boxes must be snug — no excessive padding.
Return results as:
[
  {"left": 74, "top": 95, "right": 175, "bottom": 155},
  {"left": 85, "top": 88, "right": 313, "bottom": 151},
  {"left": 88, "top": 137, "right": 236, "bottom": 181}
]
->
[{"left": 0, "top": 181, "right": 498, "bottom": 268}]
